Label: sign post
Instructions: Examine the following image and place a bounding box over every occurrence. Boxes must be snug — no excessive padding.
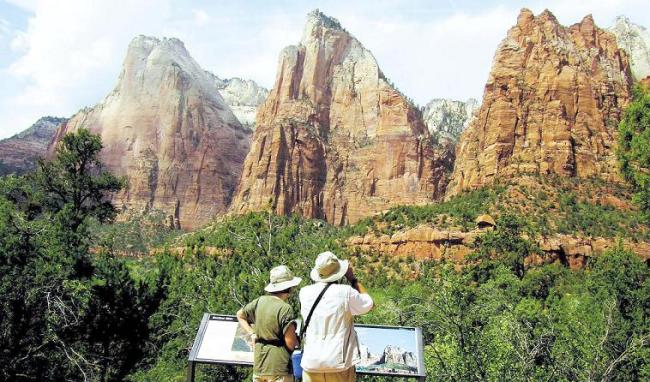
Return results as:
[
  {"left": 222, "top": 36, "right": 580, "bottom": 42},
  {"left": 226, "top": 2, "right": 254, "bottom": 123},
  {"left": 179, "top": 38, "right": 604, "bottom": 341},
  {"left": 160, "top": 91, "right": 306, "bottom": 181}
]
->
[{"left": 187, "top": 313, "right": 426, "bottom": 381}]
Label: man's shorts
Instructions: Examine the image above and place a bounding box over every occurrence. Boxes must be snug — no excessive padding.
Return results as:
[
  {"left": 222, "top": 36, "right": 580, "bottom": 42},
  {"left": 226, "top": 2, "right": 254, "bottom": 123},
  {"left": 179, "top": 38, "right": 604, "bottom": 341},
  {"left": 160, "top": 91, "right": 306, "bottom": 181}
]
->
[
  {"left": 303, "top": 367, "right": 356, "bottom": 382},
  {"left": 253, "top": 375, "right": 294, "bottom": 382}
]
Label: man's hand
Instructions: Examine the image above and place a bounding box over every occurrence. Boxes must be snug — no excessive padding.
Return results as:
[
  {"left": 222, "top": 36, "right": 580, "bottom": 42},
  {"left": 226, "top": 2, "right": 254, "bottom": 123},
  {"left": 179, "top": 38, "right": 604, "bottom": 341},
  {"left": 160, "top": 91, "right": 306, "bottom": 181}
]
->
[
  {"left": 236, "top": 308, "right": 256, "bottom": 343},
  {"left": 344, "top": 265, "right": 356, "bottom": 282}
]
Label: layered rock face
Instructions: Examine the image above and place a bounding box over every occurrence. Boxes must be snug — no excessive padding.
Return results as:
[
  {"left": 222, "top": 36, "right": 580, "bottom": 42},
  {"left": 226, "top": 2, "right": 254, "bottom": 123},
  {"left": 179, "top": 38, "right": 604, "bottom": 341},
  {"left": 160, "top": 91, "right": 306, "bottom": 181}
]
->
[
  {"left": 211, "top": 75, "right": 269, "bottom": 129},
  {"left": 380, "top": 346, "right": 417, "bottom": 368},
  {"left": 50, "top": 36, "right": 251, "bottom": 229},
  {"left": 0, "top": 116, "right": 67, "bottom": 175},
  {"left": 447, "top": 9, "right": 633, "bottom": 196},
  {"left": 609, "top": 16, "right": 650, "bottom": 80},
  {"left": 346, "top": 224, "right": 650, "bottom": 270},
  {"left": 231, "top": 10, "right": 450, "bottom": 225},
  {"left": 423, "top": 98, "right": 478, "bottom": 141}
]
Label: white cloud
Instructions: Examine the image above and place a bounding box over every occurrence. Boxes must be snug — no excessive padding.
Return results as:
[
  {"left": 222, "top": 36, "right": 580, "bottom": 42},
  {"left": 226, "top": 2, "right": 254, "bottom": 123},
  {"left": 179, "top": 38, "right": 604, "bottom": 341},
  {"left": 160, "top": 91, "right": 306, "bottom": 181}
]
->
[
  {"left": 0, "top": 0, "right": 172, "bottom": 137},
  {"left": 0, "top": 18, "right": 10, "bottom": 37},
  {"left": 333, "top": 6, "right": 518, "bottom": 103},
  {"left": 192, "top": 9, "right": 210, "bottom": 26},
  {"left": 5, "top": 0, "right": 37, "bottom": 12},
  {"left": 1, "top": 0, "right": 649, "bottom": 139}
]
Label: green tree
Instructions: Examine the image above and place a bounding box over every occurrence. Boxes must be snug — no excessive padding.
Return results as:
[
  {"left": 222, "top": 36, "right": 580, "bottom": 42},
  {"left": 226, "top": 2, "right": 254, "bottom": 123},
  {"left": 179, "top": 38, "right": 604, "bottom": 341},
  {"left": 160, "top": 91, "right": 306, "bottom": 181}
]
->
[
  {"left": 0, "top": 128, "right": 154, "bottom": 382},
  {"left": 618, "top": 83, "right": 650, "bottom": 223}
]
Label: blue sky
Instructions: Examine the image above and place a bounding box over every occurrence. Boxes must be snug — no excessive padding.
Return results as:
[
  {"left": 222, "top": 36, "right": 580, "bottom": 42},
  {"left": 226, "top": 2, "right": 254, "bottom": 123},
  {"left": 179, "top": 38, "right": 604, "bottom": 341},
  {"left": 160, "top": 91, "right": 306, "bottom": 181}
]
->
[
  {"left": 357, "top": 326, "right": 417, "bottom": 355},
  {"left": 1, "top": 0, "right": 649, "bottom": 139}
]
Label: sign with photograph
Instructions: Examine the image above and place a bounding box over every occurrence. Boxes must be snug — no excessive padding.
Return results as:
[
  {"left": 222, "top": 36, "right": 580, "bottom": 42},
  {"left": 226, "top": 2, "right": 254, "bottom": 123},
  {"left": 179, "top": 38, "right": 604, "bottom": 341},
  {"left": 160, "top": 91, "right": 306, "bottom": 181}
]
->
[
  {"left": 356, "top": 325, "right": 425, "bottom": 376},
  {"left": 188, "top": 313, "right": 426, "bottom": 380},
  {"left": 189, "top": 314, "right": 254, "bottom": 365}
]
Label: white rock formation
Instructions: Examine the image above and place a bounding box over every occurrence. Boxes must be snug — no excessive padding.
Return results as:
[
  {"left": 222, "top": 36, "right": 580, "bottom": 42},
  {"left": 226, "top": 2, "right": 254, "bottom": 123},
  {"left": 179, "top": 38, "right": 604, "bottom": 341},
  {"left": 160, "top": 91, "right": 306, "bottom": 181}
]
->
[
  {"left": 358, "top": 344, "right": 381, "bottom": 366},
  {"left": 210, "top": 75, "right": 269, "bottom": 129},
  {"left": 609, "top": 16, "right": 650, "bottom": 80},
  {"left": 49, "top": 35, "right": 251, "bottom": 230},
  {"left": 379, "top": 345, "right": 417, "bottom": 368},
  {"left": 423, "top": 98, "right": 478, "bottom": 141}
]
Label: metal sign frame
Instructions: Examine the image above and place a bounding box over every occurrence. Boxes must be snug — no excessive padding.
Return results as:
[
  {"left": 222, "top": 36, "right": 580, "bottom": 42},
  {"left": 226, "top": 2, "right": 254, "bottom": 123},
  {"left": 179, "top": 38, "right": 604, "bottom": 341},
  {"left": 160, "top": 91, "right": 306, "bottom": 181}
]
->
[{"left": 187, "top": 313, "right": 426, "bottom": 381}]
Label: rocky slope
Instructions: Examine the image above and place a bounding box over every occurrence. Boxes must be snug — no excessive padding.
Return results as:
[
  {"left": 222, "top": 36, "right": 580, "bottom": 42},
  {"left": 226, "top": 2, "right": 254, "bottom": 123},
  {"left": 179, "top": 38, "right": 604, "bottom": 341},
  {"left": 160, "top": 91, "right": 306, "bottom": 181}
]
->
[
  {"left": 423, "top": 98, "right": 478, "bottom": 141},
  {"left": 609, "top": 16, "right": 650, "bottom": 80},
  {"left": 211, "top": 75, "right": 269, "bottom": 129},
  {"left": 447, "top": 9, "right": 633, "bottom": 196},
  {"left": 50, "top": 35, "right": 251, "bottom": 229},
  {"left": 346, "top": 223, "right": 650, "bottom": 270},
  {"left": 230, "top": 10, "right": 451, "bottom": 225},
  {"left": 0, "top": 116, "right": 67, "bottom": 175}
]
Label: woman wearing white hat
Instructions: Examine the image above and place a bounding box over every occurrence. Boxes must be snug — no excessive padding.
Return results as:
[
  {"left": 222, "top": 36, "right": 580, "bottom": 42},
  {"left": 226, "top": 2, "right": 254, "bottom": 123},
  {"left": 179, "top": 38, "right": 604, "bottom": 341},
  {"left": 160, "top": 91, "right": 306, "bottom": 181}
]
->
[
  {"left": 298, "top": 251, "right": 374, "bottom": 382},
  {"left": 237, "top": 265, "right": 303, "bottom": 382}
]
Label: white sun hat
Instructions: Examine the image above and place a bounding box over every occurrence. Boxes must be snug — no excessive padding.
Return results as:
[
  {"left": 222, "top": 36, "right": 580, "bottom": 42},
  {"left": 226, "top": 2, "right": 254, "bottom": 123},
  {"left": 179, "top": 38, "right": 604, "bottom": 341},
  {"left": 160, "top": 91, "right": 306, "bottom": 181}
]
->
[
  {"left": 264, "top": 265, "right": 303, "bottom": 293},
  {"left": 310, "top": 251, "right": 349, "bottom": 283}
]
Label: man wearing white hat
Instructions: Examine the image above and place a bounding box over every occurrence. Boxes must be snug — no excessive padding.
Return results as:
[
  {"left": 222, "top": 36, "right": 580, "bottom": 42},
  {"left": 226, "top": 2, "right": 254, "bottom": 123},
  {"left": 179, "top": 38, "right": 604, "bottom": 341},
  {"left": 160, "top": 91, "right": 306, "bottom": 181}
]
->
[
  {"left": 298, "top": 251, "right": 374, "bottom": 382},
  {"left": 237, "top": 265, "right": 303, "bottom": 382}
]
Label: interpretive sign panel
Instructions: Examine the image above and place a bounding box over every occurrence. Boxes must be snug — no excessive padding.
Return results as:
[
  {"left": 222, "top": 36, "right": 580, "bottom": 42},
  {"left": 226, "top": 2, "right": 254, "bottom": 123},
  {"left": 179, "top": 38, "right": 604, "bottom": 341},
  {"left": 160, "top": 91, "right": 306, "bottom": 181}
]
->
[
  {"left": 188, "top": 313, "right": 426, "bottom": 381},
  {"left": 356, "top": 325, "right": 425, "bottom": 377}
]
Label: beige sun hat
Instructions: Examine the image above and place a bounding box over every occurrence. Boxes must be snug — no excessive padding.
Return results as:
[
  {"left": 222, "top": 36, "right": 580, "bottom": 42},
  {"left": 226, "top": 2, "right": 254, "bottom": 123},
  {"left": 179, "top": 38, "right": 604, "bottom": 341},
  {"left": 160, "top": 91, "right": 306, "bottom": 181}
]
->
[
  {"left": 264, "top": 265, "right": 302, "bottom": 293},
  {"left": 310, "top": 251, "right": 349, "bottom": 283}
]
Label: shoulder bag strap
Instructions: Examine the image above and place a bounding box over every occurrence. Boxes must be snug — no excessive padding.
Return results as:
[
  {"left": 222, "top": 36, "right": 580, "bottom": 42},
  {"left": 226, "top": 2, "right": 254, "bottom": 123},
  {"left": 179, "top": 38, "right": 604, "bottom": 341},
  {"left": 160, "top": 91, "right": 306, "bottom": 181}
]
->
[{"left": 300, "top": 283, "right": 333, "bottom": 347}]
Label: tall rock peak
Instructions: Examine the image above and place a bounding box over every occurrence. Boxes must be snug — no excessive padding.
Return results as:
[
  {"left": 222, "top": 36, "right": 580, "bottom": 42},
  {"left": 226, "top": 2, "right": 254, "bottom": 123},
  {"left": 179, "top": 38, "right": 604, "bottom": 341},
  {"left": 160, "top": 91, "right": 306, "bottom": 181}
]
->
[
  {"left": 517, "top": 8, "right": 535, "bottom": 26},
  {"left": 305, "top": 9, "right": 343, "bottom": 32},
  {"left": 609, "top": 16, "right": 650, "bottom": 79},
  {"left": 208, "top": 73, "right": 269, "bottom": 129},
  {"left": 447, "top": 10, "right": 633, "bottom": 196},
  {"left": 231, "top": 11, "right": 450, "bottom": 225},
  {"left": 423, "top": 98, "right": 478, "bottom": 142},
  {"left": 49, "top": 35, "right": 251, "bottom": 229}
]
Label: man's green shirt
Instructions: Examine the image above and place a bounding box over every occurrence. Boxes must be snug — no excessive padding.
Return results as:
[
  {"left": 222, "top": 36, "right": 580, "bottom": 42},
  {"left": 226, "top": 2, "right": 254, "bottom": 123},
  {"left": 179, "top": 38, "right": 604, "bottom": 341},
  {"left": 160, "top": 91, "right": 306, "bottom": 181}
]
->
[{"left": 241, "top": 295, "right": 296, "bottom": 376}]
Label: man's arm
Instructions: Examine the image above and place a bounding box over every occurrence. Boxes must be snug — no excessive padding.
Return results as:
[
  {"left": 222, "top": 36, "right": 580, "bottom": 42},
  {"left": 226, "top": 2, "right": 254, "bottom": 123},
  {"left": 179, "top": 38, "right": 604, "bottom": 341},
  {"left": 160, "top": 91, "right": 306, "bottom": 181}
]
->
[
  {"left": 236, "top": 308, "right": 256, "bottom": 342},
  {"left": 345, "top": 266, "right": 370, "bottom": 295},
  {"left": 284, "top": 322, "right": 299, "bottom": 351},
  {"left": 345, "top": 265, "right": 374, "bottom": 313}
]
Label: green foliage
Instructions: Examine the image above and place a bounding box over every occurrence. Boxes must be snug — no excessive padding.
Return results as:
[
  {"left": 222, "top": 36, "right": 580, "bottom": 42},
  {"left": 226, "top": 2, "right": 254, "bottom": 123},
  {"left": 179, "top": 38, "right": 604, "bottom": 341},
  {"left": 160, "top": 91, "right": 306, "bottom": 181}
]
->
[
  {"left": 34, "top": 128, "right": 124, "bottom": 231},
  {"left": 470, "top": 213, "right": 540, "bottom": 280},
  {"left": 2, "top": 129, "right": 648, "bottom": 381},
  {"left": 618, "top": 84, "right": 650, "bottom": 223},
  {"left": 556, "top": 189, "right": 648, "bottom": 240},
  {"left": 90, "top": 209, "right": 180, "bottom": 255},
  {"left": 349, "top": 187, "right": 503, "bottom": 236},
  {"left": 368, "top": 248, "right": 648, "bottom": 382},
  {"left": 122, "top": 210, "right": 648, "bottom": 382},
  {"left": 0, "top": 129, "right": 157, "bottom": 382}
]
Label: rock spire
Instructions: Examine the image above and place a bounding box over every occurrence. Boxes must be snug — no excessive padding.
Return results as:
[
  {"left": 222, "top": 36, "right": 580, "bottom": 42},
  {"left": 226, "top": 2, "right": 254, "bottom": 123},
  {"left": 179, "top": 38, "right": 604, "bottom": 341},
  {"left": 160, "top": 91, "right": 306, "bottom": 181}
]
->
[
  {"left": 447, "top": 9, "right": 633, "bottom": 196},
  {"left": 231, "top": 10, "right": 450, "bottom": 224}
]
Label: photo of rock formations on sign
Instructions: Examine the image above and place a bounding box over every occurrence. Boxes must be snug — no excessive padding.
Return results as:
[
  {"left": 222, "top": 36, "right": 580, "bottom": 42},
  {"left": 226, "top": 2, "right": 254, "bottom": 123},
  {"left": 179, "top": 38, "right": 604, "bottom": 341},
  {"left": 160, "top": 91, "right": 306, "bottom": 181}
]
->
[
  {"left": 230, "top": 324, "right": 255, "bottom": 353},
  {"left": 355, "top": 326, "right": 420, "bottom": 375}
]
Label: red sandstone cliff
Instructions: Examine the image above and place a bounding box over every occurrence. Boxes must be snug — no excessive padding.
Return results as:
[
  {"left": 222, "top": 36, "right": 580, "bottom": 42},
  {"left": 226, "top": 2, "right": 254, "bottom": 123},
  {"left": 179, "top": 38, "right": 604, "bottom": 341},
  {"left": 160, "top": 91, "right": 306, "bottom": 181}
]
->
[
  {"left": 447, "top": 9, "right": 633, "bottom": 196},
  {"left": 49, "top": 36, "right": 251, "bottom": 229},
  {"left": 230, "top": 10, "right": 451, "bottom": 225}
]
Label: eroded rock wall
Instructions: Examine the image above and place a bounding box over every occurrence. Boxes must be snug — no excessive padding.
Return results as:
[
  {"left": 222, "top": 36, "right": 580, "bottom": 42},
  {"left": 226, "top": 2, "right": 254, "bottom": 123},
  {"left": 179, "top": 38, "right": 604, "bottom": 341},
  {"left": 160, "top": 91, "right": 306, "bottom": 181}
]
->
[
  {"left": 447, "top": 9, "right": 633, "bottom": 196},
  {"left": 231, "top": 10, "right": 451, "bottom": 225}
]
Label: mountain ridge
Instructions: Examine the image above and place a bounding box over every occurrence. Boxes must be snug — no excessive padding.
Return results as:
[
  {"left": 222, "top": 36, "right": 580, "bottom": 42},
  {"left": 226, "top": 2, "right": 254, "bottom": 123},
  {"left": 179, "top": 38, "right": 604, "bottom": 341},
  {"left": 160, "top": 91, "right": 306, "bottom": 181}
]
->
[{"left": 0, "top": 116, "right": 68, "bottom": 175}]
